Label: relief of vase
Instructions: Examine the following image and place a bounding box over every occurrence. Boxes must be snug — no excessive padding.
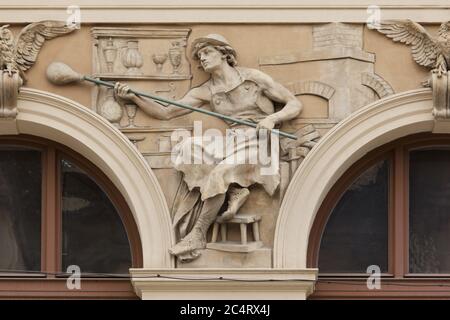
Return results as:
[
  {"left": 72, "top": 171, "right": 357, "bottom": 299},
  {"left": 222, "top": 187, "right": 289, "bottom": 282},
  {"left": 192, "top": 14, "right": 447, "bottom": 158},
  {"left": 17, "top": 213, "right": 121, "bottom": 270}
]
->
[
  {"left": 103, "top": 37, "right": 117, "bottom": 73},
  {"left": 99, "top": 95, "right": 123, "bottom": 127},
  {"left": 121, "top": 40, "right": 144, "bottom": 75},
  {"left": 168, "top": 41, "right": 182, "bottom": 74}
]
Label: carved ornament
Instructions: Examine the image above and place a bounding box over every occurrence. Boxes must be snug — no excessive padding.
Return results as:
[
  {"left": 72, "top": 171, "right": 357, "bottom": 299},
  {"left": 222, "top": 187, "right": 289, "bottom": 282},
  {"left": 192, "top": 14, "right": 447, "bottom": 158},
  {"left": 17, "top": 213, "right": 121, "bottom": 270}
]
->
[
  {"left": 376, "top": 20, "right": 450, "bottom": 119},
  {"left": 0, "top": 21, "right": 75, "bottom": 119}
]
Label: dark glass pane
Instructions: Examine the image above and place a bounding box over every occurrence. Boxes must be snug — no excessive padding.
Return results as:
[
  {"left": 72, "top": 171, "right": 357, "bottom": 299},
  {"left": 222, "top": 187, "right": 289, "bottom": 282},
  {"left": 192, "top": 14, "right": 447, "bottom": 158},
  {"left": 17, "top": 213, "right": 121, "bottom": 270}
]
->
[
  {"left": 318, "top": 160, "right": 389, "bottom": 273},
  {"left": 61, "top": 158, "right": 132, "bottom": 274},
  {"left": 0, "top": 148, "right": 41, "bottom": 272},
  {"left": 409, "top": 149, "right": 450, "bottom": 274}
]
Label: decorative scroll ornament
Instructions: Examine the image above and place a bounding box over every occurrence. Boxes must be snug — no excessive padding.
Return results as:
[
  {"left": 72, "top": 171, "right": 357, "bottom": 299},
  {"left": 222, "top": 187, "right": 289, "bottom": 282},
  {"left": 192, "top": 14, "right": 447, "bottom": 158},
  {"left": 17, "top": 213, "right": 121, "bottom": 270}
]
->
[
  {"left": 376, "top": 20, "right": 450, "bottom": 119},
  {"left": 0, "top": 21, "right": 75, "bottom": 119},
  {"left": 429, "top": 71, "right": 450, "bottom": 120}
]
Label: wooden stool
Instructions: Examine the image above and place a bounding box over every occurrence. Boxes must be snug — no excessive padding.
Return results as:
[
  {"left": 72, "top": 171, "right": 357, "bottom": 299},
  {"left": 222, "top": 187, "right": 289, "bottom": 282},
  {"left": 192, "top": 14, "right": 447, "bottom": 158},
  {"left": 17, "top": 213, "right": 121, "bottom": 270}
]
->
[{"left": 207, "top": 214, "right": 263, "bottom": 252}]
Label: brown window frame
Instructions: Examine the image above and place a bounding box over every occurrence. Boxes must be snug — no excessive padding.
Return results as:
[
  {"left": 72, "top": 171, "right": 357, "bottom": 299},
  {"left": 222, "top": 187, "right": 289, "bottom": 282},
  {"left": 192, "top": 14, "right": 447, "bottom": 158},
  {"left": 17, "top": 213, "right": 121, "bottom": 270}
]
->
[
  {"left": 308, "top": 133, "right": 450, "bottom": 299},
  {"left": 0, "top": 135, "right": 142, "bottom": 299}
]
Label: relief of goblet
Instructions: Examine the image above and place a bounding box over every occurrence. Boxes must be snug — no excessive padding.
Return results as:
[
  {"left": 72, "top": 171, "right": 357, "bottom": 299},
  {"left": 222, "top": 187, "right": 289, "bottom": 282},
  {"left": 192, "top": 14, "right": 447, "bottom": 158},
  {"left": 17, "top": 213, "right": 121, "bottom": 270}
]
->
[
  {"left": 152, "top": 53, "right": 168, "bottom": 73},
  {"left": 125, "top": 103, "right": 138, "bottom": 128}
]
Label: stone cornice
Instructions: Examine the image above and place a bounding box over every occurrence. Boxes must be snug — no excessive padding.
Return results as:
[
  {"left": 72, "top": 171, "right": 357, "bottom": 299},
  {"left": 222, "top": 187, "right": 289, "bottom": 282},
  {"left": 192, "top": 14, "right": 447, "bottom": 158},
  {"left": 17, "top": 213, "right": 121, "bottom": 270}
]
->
[
  {"left": 0, "top": 1, "right": 448, "bottom": 23},
  {"left": 130, "top": 268, "right": 318, "bottom": 300}
]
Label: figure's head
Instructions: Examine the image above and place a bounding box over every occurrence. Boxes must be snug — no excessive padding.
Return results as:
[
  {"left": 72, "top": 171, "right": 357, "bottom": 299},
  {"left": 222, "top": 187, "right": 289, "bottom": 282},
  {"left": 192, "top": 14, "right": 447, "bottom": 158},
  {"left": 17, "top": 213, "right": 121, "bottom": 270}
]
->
[
  {"left": 438, "top": 21, "right": 450, "bottom": 39},
  {"left": 0, "top": 25, "right": 12, "bottom": 42},
  {"left": 191, "top": 34, "right": 237, "bottom": 71}
]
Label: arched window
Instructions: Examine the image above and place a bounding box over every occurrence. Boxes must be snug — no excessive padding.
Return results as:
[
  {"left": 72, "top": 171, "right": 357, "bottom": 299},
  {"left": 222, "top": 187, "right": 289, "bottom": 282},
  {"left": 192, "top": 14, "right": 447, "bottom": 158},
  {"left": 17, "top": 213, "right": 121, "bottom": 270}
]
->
[
  {"left": 308, "top": 133, "right": 450, "bottom": 299},
  {"left": 0, "top": 135, "right": 142, "bottom": 299}
]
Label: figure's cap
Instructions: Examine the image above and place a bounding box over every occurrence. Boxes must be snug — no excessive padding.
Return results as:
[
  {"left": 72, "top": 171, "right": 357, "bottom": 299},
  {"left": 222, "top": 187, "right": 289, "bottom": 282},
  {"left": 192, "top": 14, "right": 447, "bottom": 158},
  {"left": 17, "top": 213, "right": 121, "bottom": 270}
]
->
[{"left": 191, "top": 34, "right": 235, "bottom": 59}]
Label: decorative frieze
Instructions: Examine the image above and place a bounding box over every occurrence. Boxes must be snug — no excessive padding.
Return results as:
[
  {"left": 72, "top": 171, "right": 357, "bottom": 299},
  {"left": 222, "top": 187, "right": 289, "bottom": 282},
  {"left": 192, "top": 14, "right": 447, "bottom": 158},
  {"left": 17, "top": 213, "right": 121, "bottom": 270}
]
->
[
  {"left": 92, "top": 28, "right": 192, "bottom": 80},
  {"left": 91, "top": 27, "right": 192, "bottom": 128}
]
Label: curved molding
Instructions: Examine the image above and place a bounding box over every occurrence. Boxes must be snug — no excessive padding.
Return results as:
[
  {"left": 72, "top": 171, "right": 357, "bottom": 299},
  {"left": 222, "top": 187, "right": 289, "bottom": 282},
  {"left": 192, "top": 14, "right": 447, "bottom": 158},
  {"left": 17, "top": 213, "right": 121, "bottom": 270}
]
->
[
  {"left": 287, "top": 80, "right": 335, "bottom": 100},
  {"left": 6, "top": 88, "right": 174, "bottom": 268},
  {"left": 362, "top": 72, "right": 395, "bottom": 99},
  {"left": 274, "top": 88, "right": 433, "bottom": 268}
]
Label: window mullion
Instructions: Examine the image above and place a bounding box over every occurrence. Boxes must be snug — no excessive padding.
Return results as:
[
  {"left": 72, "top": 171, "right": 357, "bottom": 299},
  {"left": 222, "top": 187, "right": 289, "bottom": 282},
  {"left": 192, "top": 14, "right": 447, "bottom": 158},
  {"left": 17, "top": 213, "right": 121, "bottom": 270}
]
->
[
  {"left": 393, "top": 145, "right": 408, "bottom": 277},
  {"left": 42, "top": 146, "right": 60, "bottom": 277},
  {"left": 387, "top": 154, "right": 395, "bottom": 275}
]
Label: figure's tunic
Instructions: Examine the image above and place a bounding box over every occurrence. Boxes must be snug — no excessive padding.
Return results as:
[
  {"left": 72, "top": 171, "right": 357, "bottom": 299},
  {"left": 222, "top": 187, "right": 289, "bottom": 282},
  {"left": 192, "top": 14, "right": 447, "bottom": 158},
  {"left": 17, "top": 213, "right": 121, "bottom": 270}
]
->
[{"left": 173, "top": 67, "right": 280, "bottom": 201}]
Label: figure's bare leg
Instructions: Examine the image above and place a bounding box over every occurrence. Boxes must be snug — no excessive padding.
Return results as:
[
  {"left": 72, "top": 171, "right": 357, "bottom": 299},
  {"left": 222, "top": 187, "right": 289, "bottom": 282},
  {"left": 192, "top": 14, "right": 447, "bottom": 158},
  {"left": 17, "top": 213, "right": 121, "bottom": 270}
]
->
[
  {"left": 169, "top": 193, "right": 225, "bottom": 260},
  {"left": 220, "top": 186, "right": 250, "bottom": 221}
]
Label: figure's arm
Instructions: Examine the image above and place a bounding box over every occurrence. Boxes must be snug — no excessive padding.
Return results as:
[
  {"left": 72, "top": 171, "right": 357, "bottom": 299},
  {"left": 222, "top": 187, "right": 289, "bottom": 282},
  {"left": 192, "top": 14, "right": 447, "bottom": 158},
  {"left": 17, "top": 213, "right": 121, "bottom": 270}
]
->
[
  {"left": 251, "top": 70, "right": 303, "bottom": 130},
  {"left": 114, "top": 83, "right": 209, "bottom": 120}
]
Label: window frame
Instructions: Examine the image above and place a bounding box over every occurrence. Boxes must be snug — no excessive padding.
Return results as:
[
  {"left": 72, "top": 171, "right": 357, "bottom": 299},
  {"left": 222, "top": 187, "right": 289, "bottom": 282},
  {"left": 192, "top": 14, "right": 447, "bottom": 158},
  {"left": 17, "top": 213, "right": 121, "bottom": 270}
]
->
[
  {"left": 308, "top": 133, "right": 450, "bottom": 299},
  {"left": 0, "top": 135, "right": 142, "bottom": 299}
]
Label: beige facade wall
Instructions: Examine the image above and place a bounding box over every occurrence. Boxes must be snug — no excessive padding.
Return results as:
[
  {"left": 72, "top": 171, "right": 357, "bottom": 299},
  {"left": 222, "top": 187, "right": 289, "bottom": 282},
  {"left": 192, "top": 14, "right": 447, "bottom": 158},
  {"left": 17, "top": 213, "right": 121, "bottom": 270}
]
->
[
  {"left": 0, "top": 1, "right": 448, "bottom": 299},
  {"left": 363, "top": 25, "right": 433, "bottom": 93}
]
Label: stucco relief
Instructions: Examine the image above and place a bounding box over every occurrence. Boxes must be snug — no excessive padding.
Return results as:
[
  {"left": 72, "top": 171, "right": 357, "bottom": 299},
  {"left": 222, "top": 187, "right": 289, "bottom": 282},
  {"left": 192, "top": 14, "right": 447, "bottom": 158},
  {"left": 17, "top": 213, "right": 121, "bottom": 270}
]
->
[
  {"left": 361, "top": 73, "right": 395, "bottom": 99},
  {"left": 48, "top": 22, "right": 437, "bottom": 268},
  {"left": 111, "top": 33, "right": 304, "bottom": 264},
  {"left": 80, "top": 24, "right": 401, "bottom": 267},
  {"left": 91, "top": 27, "right": 192, "bottom": 134},
  {"left": 375, "top": 20, "right": 450, "bottom": 120},
  {"left": 89, "top": 28, "right": 196, "bottom": 211},
  {"left": 0, "top": 21, "right": 75, "bottom": 119},
  {"left": 259, "top": 22, "right": 394, "bottom": 126}
]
